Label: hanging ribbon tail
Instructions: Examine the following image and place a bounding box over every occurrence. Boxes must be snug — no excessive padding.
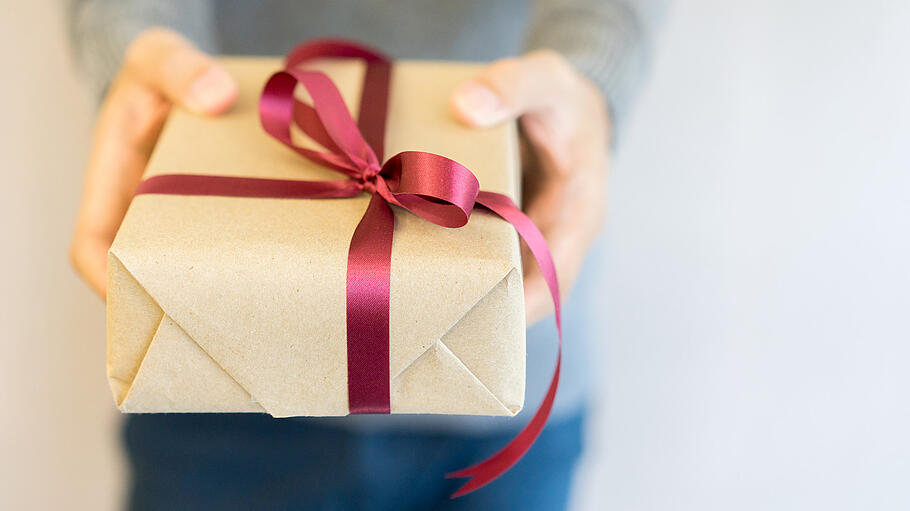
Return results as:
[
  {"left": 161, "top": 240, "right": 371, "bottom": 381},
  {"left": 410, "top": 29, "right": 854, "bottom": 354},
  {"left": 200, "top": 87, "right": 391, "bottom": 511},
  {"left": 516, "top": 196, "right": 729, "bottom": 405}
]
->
[
  {"left": 445, "top": 191, "right": 563, "bottom": 498},
  {"left": 474, "top": 192, "right": 561, "bottom": 324}
]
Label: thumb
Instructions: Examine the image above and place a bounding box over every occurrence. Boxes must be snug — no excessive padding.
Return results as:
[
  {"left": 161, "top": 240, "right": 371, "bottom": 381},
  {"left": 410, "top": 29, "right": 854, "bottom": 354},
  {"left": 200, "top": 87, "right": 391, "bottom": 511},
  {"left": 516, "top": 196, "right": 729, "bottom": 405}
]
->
[
  {"left": 450, "top": 50, "right": 572, "bottom": 127},
  {"left": 124, "top": 28, "right": 238, "bottom": 115}
]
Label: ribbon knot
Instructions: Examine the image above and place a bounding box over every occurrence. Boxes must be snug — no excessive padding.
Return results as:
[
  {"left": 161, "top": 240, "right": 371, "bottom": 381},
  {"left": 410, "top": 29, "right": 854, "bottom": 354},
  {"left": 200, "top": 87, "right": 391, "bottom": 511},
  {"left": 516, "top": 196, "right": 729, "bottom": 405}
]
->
[
  {"left": 356, "top": 166, "right": 381, "bottom": 194},
  {"left": 260, "top": 58, "right": 485, "bottom": 231}
]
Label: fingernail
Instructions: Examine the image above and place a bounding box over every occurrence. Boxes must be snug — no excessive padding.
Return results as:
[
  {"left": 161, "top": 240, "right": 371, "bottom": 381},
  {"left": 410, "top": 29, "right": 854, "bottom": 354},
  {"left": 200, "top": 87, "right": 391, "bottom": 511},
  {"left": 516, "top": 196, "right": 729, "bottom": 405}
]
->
[
  {"left": 453, "top": 82, "right": 503, "bottom": 126},
  {"left": 186, "top": 67, "right": 237, "bottom": 113}
]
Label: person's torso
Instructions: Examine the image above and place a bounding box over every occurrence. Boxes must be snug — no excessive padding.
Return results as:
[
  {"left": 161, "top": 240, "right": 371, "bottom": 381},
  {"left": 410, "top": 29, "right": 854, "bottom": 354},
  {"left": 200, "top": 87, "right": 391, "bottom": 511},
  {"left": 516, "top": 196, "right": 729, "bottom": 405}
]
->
[{"left": 215, "top": 0, "right": 531, "bottom": 62}]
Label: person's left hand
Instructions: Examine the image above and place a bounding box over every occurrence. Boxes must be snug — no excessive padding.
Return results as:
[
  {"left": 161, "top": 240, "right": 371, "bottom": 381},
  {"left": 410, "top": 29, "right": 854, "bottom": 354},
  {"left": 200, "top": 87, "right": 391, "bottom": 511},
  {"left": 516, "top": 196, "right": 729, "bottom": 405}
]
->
[{"left": 450, "top": 50, "right": 611, "bottom": 326}]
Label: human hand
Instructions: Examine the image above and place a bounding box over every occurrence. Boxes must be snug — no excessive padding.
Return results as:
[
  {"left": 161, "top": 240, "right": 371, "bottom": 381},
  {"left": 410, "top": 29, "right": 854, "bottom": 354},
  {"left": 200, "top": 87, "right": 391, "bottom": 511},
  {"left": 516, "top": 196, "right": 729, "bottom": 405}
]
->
[
  {"left": 70, "top": 28, "right": 238, "bottom": 298},
  {"left": 450, "top": 51, "right": 611, "bottom": 325}
]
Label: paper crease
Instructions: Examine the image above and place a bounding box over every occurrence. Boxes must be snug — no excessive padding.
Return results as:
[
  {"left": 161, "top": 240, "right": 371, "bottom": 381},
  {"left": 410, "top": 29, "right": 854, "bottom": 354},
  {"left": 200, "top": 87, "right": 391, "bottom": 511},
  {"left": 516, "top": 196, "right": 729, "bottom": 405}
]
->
[{"left": 110, "top": 252, "right": 266, "bottom": 413}]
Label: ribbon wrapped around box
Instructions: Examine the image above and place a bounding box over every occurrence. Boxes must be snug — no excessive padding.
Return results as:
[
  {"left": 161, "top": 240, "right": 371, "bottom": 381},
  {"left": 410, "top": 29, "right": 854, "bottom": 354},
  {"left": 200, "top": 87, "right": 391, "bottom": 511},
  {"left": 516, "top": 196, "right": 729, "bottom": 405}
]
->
[{"left": 107, "top": 40, "right": 562, "bottom": 496}]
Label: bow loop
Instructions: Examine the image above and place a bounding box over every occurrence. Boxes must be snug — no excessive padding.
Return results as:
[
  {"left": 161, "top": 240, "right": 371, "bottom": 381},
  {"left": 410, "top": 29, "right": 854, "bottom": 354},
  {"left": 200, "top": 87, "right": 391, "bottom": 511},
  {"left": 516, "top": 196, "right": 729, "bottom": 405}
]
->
[
  {"left": 260, "top": 69, "right": 380, "bottom": 177},
  {"left": 260, "top": 55, "right": 481, "bottom": 230},
  {"left": 380, "top": 151, "right": 479, "bottom": 228}
]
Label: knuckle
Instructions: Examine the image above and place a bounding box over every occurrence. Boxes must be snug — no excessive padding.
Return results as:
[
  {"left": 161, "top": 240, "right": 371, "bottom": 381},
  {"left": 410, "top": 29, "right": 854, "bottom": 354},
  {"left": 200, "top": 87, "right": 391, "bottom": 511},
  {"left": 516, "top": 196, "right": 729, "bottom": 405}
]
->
[
  {"left": 488, "top": 56, "right": 522, "bottom": 77},
  {"left": 123, "top": 27, "right": 181, "bottom": 72},
  {"left": 528, "top": 48, "right": 561, "bottom": 64},
  {"left": 123, "top": 29, "right": 157, "bottom": 70},
  {"left": 483, "top": 58, "right": 520, "bottom": 87},
  {"left": 476, "top": 58, "right": 523, "bottom": 107},
  {"left": 529, "top": 49, "right": 563, "bottom": 68},
  {"left": 528, "top": 49, "right": 575, "bottom": 86}
]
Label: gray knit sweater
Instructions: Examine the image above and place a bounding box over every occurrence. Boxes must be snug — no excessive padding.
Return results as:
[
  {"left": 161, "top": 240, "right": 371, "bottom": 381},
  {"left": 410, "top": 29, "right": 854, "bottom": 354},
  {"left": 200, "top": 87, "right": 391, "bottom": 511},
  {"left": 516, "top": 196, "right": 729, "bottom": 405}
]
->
[
  {"left": 69, "top": 0, "right": 660, "bottom": 127},
  {"left": 67, "top": 0, "right": 658, "bottom": 432}
]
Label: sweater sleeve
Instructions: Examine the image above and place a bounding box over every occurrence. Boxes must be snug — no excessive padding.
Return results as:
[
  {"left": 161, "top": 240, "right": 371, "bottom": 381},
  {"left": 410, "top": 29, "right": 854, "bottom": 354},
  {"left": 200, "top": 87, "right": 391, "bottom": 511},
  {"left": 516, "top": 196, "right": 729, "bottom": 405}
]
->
[
  {"left": 525, "top": 0, "right": 665, "bottom": 131},
  {"left": 67, "top": 0, "right": 217, "bottom": 100}
]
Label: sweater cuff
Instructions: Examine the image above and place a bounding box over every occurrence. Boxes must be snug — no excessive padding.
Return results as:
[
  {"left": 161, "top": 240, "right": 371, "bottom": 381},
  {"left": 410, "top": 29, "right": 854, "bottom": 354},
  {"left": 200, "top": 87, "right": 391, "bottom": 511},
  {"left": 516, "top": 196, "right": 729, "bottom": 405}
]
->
[{"left": 525, "top": 0, "right": 648, "bottom": 137}]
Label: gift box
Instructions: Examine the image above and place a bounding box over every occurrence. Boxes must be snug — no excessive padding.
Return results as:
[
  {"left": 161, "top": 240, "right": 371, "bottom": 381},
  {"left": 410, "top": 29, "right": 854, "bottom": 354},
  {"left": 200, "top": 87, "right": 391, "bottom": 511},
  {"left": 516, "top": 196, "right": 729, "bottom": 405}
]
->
[{"left": 107, "top": 56, "right": 527, "bottom": 418}]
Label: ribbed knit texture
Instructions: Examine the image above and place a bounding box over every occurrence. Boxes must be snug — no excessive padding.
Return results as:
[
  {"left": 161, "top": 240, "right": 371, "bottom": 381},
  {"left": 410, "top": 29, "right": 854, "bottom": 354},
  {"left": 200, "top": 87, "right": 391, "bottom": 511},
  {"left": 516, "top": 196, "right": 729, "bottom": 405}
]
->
[
  {"left": 526, "top": 0, "right": 650, "bottom": 130},
  {"left": 67, "top": 0, "right": 654, "bottom": 129}
]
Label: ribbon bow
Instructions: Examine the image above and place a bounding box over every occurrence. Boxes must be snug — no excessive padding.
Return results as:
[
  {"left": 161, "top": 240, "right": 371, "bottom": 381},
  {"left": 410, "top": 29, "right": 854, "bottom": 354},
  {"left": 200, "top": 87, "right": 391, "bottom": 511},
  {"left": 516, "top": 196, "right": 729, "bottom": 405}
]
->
[{"left": 135, "top": 39, "right": 562, "bottom": 498}]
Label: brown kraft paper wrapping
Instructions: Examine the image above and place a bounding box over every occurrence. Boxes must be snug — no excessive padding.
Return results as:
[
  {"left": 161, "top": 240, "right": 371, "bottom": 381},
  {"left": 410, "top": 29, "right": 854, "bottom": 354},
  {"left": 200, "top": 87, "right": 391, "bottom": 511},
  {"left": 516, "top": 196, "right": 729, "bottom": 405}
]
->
[{"left": 107, "top": 57, "right": 525, "bottom": 418}]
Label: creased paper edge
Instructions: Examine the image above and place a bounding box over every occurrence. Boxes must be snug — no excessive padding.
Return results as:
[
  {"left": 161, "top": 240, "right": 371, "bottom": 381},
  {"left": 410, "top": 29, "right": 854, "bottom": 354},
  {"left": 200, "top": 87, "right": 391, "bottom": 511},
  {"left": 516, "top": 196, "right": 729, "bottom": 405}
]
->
[
  {"left": 390, "top": 263, "right": 521, "bottom": 414},
  {"left": 108, "top": 251, "right": 267, "bottom": 414}
]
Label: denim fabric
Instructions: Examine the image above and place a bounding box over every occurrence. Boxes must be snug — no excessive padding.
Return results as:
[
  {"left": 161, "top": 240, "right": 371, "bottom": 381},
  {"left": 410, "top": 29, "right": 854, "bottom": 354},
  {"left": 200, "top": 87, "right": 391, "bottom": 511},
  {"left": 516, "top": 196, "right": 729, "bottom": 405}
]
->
[{"left": 124, "top": 411, "right": 585, "bottom": 511}]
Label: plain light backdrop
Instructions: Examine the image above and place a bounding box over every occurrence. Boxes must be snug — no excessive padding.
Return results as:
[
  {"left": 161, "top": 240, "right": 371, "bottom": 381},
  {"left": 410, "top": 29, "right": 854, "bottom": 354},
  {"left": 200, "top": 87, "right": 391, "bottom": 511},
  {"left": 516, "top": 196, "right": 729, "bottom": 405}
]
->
[{"left": 2, "top": 1, "right": 908, "bottom": 510}]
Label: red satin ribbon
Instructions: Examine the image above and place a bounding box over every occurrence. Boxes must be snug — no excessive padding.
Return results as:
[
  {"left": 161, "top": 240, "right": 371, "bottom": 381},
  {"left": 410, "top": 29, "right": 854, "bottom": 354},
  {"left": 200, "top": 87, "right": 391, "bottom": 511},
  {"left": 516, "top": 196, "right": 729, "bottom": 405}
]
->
[{"left": 134, "top": 38, "right": 562, "bottom": 498}]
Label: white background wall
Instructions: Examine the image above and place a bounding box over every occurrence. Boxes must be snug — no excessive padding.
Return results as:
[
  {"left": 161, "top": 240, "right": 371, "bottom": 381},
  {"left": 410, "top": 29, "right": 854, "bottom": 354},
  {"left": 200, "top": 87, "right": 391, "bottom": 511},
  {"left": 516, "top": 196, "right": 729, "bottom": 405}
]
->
[
  {"left": 2, "top": 1, "right": 908, "bottom": 510},
  {"left": 1, "top": 2, "right": 123, "bottom": 511},
  {"left": 573, "top": 1, "right": 910, "bottom": 509}
]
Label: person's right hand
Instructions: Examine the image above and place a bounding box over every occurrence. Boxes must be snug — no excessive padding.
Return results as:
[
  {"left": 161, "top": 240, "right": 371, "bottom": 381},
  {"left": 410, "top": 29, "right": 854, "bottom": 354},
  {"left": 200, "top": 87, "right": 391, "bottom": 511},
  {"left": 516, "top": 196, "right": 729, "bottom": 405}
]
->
[{"left": 70, "top": 28, "right": 238, "bottom": 298}]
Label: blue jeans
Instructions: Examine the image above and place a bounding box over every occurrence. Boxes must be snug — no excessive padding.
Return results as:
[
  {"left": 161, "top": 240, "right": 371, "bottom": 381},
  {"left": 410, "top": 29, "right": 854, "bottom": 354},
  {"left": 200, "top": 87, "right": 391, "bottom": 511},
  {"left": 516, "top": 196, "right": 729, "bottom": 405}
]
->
[{"left": 124, "top": 411, "right": 585, "bottom": 510}]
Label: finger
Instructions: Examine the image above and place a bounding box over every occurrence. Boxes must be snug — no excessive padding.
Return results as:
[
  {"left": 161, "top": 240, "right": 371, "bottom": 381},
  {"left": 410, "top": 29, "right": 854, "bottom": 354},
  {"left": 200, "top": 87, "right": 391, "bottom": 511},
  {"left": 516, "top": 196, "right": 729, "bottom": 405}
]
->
[
  {"left": 70, "top": 77, "right": 171, "bottom": 298},
  {"left": 450, "top": 50, "right": 574, "bottom": 127},
  {"left": 521, "top": 167, "right": 606, "bottom": 325},
  {"left": 523, "top": 262, "right": 552, "bottom": 326},
  {"left": 522, "top": 220, "right": 589, "bottom": 326},
  {"left": 124, "top": 28, "right": 238, "bottom": 115}
]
